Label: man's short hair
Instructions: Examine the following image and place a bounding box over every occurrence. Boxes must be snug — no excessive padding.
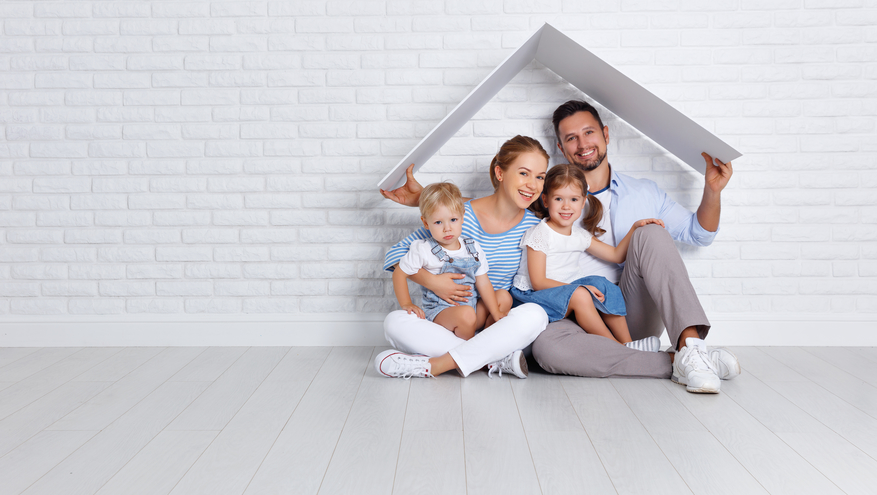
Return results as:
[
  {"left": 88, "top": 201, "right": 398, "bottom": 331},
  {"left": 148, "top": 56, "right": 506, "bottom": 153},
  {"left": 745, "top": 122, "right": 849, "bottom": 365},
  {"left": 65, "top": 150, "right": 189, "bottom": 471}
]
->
[
  {"left": 552, "top": 100, "right": 606, "bottom": 145},
  {"left": 419, "top": 182, "right": 464, "bottom": 219}
]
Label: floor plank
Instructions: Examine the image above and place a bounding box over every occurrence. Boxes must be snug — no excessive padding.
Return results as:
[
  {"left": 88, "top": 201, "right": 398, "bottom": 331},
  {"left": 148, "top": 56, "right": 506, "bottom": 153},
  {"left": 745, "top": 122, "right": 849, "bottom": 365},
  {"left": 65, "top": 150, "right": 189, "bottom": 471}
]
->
[
  {"left": 0, "top": 381, "right": 111, "bottom": 458},
  {"left": 403, "top": 374, "right": 462, "bottom": 431},
  {"left": 47, "top": 347, "right": 207, "bottom": 431},
  {"left": 650, "top": 430, "right": 770, "bottom": 495},
  {"left": 73, "top": 347, "right": 163, "bottom": 382},
  {"left": 464, "top": 429, "right": 542, "bottom": 495},
  {"left": 0, "top": 430, "right": 98, "bottom": 495},
  {"left": 169, "top": 348, "right": 331, "bottom": 495},
  {"left": 760, "top": 346, "right": 877, "bottom": 420},
  {"left": 527, "top": 430, "right": 617, "bottom": 495},
  {"left": 21, "top": 381, "right": 211, "bottom": 495},
  {"left": 2, "top": 345, "right": 877, "bottom": 495},
  {"left": 94, "top": 431, "right": 218, "bottom": 495},
  {"left": 393, "top": 430, "right": 467, "bottom": 495},
  {"left": 511, "top": 373, "right": 584, "bottom": 432},
  {"left": 167, "top": 347, "right": 289, "bottom": 431},
  {"left": 663, "top": 380, "right": 844, "bottom": 495},
  {"left": 0, "top": 348, "right": 40, "bottom": 370},
  {"left": 243, "top": 347, "right": 372, "bottom": 495},
  {"left": 804, "top": 347, "right": 877, "bottom": 388},
  {"left": 776, "top": 430, "right": 877, "bottom": 495},
  {"left": 0, "top": 348, "right": 82, "bottom": 383},
  {"left": 317, "top": 347, "right": 408, "bottom": 495},
  {"left": 168, "top": 347, "right": 247, "bottom": 382},
  {"left": 765, "top": 380, "right": 877, "bottom": 459},
  {"left": 0, "top": 347, "right": 121, "bottom": 420},
  {"left": 563, "top": 379, "right": 693, "bottom": 495}
]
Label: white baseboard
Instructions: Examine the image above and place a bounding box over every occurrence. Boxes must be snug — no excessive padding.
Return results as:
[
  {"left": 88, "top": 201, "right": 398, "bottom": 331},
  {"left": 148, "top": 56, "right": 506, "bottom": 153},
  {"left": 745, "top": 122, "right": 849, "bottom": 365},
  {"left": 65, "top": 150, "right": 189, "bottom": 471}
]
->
[{"left": 0, "top": 313, "right": 875, "bottom": 347}]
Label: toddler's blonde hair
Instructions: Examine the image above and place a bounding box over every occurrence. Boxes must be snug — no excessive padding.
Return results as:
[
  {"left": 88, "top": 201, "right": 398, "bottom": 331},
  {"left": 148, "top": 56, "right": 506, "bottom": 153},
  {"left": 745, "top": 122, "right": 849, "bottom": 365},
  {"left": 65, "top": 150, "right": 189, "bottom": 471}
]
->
[{"left": 419, "top": 182, "right": 464, "bottom": 219}]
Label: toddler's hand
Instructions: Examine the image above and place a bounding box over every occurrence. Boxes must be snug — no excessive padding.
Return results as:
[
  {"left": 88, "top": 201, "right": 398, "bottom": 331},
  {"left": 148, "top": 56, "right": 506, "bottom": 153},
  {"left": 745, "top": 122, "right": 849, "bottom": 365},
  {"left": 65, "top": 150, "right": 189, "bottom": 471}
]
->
[
  {"left": 492, "top": 309, "right": 510, "bottom": 322},
  {"left": 402, "top": 304, "right": 425, "bottom": 319},
  {"left": 585, "top": 285, "right": 605, "bottom": 302}
]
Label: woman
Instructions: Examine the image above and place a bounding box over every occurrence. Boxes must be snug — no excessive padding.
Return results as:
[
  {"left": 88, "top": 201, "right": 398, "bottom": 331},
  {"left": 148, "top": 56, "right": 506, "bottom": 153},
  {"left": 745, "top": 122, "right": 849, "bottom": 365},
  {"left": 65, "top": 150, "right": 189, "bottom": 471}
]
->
[{"left": 376, "top": 136, "right": 551, "bottom": 379}]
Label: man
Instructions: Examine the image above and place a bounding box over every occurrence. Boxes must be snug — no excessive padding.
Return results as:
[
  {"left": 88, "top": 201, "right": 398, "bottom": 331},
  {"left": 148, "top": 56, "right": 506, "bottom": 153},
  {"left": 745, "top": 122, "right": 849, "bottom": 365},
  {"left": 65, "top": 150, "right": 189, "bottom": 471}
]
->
[{"left": 531, "top": 100, "right": 740, "bottom": 393}]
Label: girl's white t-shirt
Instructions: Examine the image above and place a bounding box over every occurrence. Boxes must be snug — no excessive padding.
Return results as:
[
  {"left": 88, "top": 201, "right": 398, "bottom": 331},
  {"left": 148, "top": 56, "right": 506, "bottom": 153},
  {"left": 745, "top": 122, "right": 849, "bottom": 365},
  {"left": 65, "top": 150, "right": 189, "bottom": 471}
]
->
[
  {"left": 398, "top": 238, "right": 489, "bottom": 277},
  {"left": 577, "top": 188, "right": 622, "bottom": 284},
  {"left": 512, "top": 219, "right": 592, "bottom": 292}
]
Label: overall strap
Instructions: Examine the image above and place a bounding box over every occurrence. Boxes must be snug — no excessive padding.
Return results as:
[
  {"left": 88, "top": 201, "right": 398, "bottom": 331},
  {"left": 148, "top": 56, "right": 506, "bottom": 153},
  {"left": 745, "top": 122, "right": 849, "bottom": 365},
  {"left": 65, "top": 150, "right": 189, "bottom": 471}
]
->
[
  {"left": 462, "top": 237, "right": 479, "bottom": 261},
  {"left": 427, "top": 236, "right": 452, "bottom": 262}
]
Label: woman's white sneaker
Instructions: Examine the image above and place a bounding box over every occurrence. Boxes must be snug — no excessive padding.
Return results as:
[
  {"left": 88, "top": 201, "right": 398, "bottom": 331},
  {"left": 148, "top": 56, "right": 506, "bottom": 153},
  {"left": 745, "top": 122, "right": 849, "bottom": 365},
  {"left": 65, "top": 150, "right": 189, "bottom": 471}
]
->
[
  {"left": 487, "top": 350, "right": 528, "bottom": 379},
  {"left": 672, "top": 338, "right": 720, "bottom": 393},
  {"left": 374, "top": 350, "right": 433, "bottom": 379},
  {"left": 625, "top": 336, "right": 661, "bottom": 352},
  {"left": 708, "top": 347, "right": 741, "bottom": 380}
]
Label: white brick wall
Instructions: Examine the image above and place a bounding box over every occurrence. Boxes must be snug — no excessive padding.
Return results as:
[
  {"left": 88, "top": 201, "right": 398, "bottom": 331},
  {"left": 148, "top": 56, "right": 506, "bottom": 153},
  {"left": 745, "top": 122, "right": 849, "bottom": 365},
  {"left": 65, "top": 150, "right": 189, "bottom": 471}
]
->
[{"left": 1, "top": 1, "right": 876, "bottom": 333}]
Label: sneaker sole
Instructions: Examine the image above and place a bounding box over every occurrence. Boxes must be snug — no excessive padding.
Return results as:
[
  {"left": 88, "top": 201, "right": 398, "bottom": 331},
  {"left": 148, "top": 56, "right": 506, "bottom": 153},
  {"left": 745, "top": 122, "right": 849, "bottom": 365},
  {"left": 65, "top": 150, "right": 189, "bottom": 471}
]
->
[
  {"left": 516, "top": 352, "right": 529, "bottom": 379},
  {"left": 672, "top": 373, "right": 720, "bottom": 394}
]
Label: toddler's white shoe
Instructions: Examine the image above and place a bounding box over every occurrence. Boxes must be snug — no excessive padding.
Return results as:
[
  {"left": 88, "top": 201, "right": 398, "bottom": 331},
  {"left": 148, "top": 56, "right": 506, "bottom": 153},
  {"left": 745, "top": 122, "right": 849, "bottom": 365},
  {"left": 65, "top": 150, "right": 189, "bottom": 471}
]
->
[
  {"left": 374, "top": 350, "right": 433, "bottom": 379},
  {"left": 708, "top": 347, "right": 741, "bottom": 380},
  {"left": 672, "top": 338, "right": 720, "bottom": 393},
  {"left": 625, "top": 336, "right": 661, "bottom": 352},
  {"left": 487, "top": 350, "right": 528, "bottom": 379}
]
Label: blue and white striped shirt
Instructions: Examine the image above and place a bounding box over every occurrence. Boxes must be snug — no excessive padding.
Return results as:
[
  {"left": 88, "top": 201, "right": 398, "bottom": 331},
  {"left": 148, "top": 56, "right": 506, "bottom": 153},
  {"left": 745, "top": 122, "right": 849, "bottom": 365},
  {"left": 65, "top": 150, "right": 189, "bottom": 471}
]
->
[{"left": 383, "top": 201, "right": 541, "bottom": 291}]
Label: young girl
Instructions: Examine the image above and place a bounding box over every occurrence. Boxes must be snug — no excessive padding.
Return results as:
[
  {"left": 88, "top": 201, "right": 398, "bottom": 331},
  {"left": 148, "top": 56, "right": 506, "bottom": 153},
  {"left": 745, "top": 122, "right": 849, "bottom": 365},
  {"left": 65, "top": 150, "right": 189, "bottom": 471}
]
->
[
  {"left": 510, "top": 164, "right": 664, "bottom": 351},
  {"left": 393, "top": 182, "right": 511, "bottom": 340}
]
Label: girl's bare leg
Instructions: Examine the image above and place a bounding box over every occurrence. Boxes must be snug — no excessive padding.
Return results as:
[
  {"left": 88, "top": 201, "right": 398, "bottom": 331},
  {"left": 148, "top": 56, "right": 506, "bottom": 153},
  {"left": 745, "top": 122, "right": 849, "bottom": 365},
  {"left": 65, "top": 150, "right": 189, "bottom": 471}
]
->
[
  {"left": 483, "top": 289, "right": 512, "bottom": 328},
  {"left": 433, "top": 306, "right": 478, "bottom": 340},
  {"left": 567, "top": 287, "right": 620, "bottom": 343},
  {"left": 601, "top": 314, "right": 632, "bottom": 344}
]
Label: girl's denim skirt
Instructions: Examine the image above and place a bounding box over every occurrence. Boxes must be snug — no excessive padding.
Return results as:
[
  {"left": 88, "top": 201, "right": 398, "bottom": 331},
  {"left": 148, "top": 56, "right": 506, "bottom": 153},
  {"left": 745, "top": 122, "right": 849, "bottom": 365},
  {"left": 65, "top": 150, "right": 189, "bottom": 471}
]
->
[{"left": 510, "top": 275, "right": 626, "bottom": 323}]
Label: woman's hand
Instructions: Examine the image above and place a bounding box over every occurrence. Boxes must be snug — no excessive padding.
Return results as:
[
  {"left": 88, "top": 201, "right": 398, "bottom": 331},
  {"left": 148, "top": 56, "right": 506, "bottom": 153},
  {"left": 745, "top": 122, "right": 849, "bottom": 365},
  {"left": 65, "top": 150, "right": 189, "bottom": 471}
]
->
[
  {"left": 585, "top": 285, "right": 605, "bottom": 303},
  {"left": 632, "top": 218, "right": 665, "bottom": 230},
  {"left": 430, "top": 273, "right": 472, "bottom": 305},
  {"left": 379, "top": 164, "right": 423, "bottom": 207},
  {"left": 402, "top": 303, "right": 425, "bottom": 319}
]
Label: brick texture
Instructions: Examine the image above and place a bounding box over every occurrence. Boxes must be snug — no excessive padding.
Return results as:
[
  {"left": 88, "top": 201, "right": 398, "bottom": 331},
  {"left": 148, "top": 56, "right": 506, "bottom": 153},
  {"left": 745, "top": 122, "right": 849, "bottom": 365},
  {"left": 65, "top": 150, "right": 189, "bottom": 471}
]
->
[{"left": 1, "top": 1, "right": 875, "bottom": 316}]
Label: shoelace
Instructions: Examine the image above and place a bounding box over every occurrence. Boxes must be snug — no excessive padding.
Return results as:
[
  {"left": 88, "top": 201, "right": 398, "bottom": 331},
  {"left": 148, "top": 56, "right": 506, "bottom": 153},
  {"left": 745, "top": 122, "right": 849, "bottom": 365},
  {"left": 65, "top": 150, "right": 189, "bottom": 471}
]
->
[
  {"left": 487, "top": 355, "right": 511, "bottom": 378},
  {"left": 680, "top": 345, "right": 718, "bottom": 374},
  {"left": 388, "top": 355, "right": 434, "bottom": 379}
]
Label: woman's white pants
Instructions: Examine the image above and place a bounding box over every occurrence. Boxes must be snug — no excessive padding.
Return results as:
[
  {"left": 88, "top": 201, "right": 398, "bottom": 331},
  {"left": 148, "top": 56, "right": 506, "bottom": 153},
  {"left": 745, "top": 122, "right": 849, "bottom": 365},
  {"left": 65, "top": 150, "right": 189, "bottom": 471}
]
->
[{"left": 382, "top": 303, "right": 548, "bottom": 376}]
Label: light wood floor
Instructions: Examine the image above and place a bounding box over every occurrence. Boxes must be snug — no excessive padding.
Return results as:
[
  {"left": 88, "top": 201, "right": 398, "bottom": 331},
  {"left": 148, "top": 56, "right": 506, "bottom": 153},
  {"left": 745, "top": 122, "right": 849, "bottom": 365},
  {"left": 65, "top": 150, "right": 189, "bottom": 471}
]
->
[{"left": 1, "top": 346, "right": 876, "bottom": 495}]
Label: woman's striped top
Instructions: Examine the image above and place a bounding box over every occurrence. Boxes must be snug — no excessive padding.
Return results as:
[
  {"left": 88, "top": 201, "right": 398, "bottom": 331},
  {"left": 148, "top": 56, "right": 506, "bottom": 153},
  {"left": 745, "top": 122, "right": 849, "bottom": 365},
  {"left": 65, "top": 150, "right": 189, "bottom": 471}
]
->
[{"left": 383, "top": 201, "right": 541, "bottom": 291}]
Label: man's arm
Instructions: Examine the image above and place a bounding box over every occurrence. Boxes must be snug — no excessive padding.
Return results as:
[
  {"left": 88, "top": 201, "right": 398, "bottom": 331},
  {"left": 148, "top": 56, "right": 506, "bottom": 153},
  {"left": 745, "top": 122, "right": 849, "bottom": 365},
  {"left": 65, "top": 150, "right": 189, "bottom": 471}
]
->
[{"left": 695, "top": 152, "right": 733, "bottom": 233}]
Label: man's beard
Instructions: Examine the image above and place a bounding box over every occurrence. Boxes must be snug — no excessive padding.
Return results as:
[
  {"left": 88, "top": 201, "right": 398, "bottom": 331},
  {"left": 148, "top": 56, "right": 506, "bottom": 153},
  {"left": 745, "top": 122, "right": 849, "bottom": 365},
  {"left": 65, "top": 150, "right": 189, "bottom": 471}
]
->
[{"left": 572, "top": 149, "right": 606, "bottom": 172}]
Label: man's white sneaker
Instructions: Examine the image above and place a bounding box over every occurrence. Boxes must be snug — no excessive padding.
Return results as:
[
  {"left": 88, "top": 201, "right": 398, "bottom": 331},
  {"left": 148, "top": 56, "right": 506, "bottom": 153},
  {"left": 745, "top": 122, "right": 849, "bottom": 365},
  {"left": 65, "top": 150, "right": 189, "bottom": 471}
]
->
[
  {"left": 374, "top": 350, "right": 433, "bottom": 379},
  {"left": 672, "top": 338, "right": 720, "bottom": 393},
  {"left": 708, "top": 347, "right": 741, "bottom": 380},
  {"left": 487, "top": 350, "right": 528, "bottom": 379},
  {"left": 625, "top": 336, "right": 661, "bottom": 352}
]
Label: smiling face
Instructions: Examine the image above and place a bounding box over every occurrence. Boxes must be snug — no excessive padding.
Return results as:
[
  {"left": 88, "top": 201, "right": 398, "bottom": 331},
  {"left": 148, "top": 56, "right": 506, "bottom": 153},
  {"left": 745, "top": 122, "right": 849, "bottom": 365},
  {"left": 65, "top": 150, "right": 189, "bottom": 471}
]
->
[
  {"left": 494, "top": 151, "right": 549, "bottom": 210},
  {"left": 556, "top": 110, "right": 609, "bottom": 173},
  {"left": 544, "top": 182, "right": 586, "bottom": 233},
  {"left": 421, "top": 203, "right": 463, "bottom": 250}
]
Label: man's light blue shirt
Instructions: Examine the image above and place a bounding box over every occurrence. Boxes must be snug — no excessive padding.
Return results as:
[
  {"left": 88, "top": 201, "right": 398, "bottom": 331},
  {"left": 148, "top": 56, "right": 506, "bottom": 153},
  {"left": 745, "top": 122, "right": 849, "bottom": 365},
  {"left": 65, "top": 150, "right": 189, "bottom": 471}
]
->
[{"left": 608, "top": 168, "right": 717, "bottom": 247}]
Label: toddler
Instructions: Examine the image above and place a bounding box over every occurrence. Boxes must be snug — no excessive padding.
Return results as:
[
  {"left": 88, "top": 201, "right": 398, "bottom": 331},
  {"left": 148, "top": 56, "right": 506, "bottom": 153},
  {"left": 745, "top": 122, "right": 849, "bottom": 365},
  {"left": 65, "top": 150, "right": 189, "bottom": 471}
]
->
[{"left": 394, "top": 182, "right": 510, "bottom": 340}]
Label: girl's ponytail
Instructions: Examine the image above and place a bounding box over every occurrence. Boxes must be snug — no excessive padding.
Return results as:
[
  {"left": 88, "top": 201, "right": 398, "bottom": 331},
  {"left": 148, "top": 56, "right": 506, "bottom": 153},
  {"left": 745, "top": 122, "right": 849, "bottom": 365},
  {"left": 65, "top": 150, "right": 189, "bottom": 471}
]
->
[{"left": 581, "top": 194, "right": 606, "bottom": 237}]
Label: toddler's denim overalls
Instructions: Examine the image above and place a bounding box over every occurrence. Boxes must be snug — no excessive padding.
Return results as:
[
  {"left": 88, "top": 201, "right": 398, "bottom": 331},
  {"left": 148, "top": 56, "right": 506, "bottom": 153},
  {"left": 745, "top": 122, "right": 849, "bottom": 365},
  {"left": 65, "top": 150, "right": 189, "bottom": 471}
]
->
[{"left": 422, "top": 236, "right": 481, "bottom": 322}]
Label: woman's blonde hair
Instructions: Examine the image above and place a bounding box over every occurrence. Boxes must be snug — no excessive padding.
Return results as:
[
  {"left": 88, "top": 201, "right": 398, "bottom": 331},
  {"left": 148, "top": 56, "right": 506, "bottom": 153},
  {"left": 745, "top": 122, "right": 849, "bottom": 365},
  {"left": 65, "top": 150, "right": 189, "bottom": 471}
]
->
[{"left": 419, "top": 182, "right": 464, "bottom": 219}]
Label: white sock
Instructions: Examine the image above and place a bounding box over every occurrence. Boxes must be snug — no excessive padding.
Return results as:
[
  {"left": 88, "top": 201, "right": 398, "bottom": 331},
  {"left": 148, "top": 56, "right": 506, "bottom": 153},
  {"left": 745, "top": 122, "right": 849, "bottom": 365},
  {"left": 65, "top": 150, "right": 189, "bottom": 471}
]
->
[{"left": 625, "top": 336, "right": 660, "bottom": 352}]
